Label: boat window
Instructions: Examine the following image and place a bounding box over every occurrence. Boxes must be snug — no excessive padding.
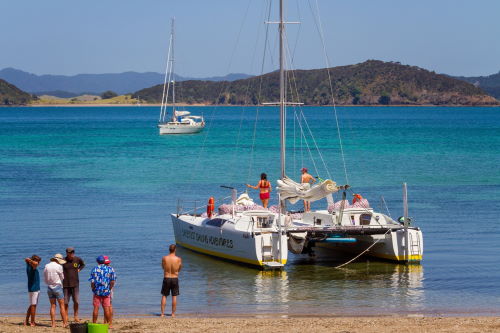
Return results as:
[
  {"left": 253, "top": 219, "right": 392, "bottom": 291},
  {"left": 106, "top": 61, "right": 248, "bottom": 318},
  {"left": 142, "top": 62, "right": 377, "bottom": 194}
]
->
[
  {"left": 360, "top": 214, "right": 372, "bottom": 225},
  {"left": 206, "top": 218, "right": 227, "bottom": 227},
  {"left": 254, "top": 215, "right": 274, "bottom": 228}
]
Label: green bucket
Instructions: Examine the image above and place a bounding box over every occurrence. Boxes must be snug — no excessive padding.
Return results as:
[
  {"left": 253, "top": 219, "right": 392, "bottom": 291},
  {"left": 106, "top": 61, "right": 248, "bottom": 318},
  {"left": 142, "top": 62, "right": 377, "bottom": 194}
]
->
[{"left": 87, "top": 323, "right": 108, "bottom": 333}]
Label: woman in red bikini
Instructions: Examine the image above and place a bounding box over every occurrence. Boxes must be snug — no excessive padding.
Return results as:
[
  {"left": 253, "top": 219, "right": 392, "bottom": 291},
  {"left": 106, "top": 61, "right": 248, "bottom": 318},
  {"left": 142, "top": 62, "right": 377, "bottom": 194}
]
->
[{"left": 246, "top": 173, "right": 272, "bottom": 208}]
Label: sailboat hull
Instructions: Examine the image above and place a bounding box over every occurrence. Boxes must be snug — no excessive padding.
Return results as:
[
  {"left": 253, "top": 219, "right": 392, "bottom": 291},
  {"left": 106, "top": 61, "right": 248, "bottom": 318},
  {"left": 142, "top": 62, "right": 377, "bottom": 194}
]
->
[
  {"left": 159, "top": 123, "right": 204, "bottom": 135},
  {"left": 171, "top": 214, "right": 287, "bottom": 268},
  {"left": 314, "top": 228, "right": 423, "bottom": 263}
]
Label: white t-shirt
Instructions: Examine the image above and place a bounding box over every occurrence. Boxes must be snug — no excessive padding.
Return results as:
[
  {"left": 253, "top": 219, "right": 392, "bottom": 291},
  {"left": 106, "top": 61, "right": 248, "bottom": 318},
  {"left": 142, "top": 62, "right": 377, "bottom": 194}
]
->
[{"left": 43, "top": 261, "right": 64, "bottom": 289}]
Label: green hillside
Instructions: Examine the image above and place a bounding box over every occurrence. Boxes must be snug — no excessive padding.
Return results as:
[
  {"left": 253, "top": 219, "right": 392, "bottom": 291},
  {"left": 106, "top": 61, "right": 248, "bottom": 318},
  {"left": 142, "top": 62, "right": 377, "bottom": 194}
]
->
[
  {"left": 133, "top": 60, "right": 498, "bottom": 106},
  {"left": 0, "top": 79, "right": 32, "bottom": 105}
]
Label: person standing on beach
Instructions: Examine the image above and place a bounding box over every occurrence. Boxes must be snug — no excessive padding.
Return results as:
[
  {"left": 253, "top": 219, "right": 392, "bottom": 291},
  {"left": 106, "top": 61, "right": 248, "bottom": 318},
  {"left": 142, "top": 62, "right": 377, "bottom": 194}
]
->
[
  {"left": 24, "top": 255, "right": 41, "bottom": 326},
  {"left": 89, "top": 255, "right": 116, "bottom": 328},
  {"left": 103, "top": 255, "right": 114, "bottom": 323},
  {"left": 161, "top": 244, "right": 182, "bottom": 318},
  {"left": 300, "top": 167, "right": 316, "bottom": 212},
  {"left": 62, "top": 247, "right": 85, "bottom": 322},
  {"left": 43, "top": 254, "right": 68, "bottom": 328},
  {"left": 246, "top": 172, "right": 272, "bottom": 208}
]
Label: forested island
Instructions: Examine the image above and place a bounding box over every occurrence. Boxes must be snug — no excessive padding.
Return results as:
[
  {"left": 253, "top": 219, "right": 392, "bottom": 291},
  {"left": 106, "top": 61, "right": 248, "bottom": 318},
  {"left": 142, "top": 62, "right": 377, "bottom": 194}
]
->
[
  {"left": 0, "top": 79, "right": 33, "bottom": 105},
  {"left": 133, "top": 60, "right": 498, "bottom": 106}
]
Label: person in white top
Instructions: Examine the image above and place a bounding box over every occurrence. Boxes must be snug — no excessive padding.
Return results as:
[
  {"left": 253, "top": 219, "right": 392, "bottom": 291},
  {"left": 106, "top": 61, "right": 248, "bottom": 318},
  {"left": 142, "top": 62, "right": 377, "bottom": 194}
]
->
[{"left": 43, "top": 254, "right": 68, "bottom": 328}]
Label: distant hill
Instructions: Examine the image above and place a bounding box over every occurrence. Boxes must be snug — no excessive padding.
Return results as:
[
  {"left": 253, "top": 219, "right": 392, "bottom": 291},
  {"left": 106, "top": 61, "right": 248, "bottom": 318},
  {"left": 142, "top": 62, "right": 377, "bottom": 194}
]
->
[
  {"left": 454, "top": 72, "right": 500, "bottom": 99},
  {"left": 132, "top": 60, "right": 498, "bottom": 106},
  {"left": 0, "top": 79, "right": 32, "bottom": 105},
  {"left": 0, "top": 68, "right": 253, "bottom": 96}
]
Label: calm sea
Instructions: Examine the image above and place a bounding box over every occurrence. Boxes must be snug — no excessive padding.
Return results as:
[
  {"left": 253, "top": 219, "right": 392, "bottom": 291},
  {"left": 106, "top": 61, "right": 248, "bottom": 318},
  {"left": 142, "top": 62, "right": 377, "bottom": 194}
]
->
[{"left": 1, "top": 106, "right": 499, "bottom": 316}]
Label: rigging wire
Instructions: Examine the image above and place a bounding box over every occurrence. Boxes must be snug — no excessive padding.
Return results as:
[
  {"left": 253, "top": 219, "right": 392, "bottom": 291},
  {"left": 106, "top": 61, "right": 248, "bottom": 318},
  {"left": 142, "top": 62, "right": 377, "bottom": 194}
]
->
[
  {"left": 246, "top": 0, "right": 274, "bottom": 185},
  {"left": 308, "top": 0, "right": 350, "bottom": 185},
  {"left": 284, "top": 35, "right": 331, "bottom": 180},
  {"left": 191, "top": 0, "right": 254, "bottom": 183}
]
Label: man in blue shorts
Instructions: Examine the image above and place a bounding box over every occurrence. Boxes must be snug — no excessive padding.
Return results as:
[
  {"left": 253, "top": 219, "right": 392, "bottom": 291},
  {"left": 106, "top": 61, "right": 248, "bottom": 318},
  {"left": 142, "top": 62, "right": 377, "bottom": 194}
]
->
[{"left": 43, "top": 253, "right": 68, "bottom": 328}]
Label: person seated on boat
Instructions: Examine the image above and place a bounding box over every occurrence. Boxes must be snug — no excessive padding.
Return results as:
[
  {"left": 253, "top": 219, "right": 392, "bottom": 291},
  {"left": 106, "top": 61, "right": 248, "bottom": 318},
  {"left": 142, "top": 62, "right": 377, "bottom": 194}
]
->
[
  {"left": 352, "top": 193, "right": 363, "bottom": 204},
  {"left": 246, "top": 173, "right": 271, "bottom": 208},
  {"left": 300, "top": 168, "right": 316, "bottom": 212}
]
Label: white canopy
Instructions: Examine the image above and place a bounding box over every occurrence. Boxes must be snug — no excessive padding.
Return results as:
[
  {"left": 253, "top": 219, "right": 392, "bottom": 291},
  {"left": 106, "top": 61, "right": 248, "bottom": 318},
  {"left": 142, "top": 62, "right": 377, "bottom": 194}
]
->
[{"left": 277, "top": 176, "right": 339, "bottom": 204}]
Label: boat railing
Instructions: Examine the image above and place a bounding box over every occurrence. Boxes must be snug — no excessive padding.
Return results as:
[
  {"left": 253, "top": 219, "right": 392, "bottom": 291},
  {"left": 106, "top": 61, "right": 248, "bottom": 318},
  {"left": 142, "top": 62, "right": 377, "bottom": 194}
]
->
[{"left": 176, "top": 193, "right": 236, "bottom": 217}]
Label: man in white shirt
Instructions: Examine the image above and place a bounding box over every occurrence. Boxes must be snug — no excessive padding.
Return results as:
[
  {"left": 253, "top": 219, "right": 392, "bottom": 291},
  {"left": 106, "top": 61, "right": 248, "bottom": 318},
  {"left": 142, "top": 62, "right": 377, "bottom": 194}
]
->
[{"left": 43, "top": 253, "right": 68, "bottom": 328}]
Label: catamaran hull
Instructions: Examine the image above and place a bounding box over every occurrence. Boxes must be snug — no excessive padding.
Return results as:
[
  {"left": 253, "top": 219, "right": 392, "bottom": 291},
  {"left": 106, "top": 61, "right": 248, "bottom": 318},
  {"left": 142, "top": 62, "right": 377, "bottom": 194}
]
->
[
  {"left": 159, "top": 124, "right": 204, "bottom": 135},
  {"left": 171, "top": 214, "right": 287, "bottom": 268},
  {"left": 314, "top": 228, "right": 423, "bottom": 263}
]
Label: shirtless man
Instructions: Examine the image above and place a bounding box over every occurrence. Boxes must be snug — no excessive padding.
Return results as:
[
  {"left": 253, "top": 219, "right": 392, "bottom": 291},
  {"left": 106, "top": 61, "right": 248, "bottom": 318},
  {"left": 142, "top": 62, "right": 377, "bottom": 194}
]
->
[
  {"left": 300, "top": 167, "right": 316, "bottom": 212},
  {"left": 161, "top": 244, "right": 182, "bottom": 317}
]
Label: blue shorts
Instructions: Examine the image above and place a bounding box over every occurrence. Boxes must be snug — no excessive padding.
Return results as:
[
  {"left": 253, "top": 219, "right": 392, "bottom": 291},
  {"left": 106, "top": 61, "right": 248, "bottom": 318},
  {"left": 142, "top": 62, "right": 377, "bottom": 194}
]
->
[{"left": 47, "top": 285, "right": 64, "bottom": 300}]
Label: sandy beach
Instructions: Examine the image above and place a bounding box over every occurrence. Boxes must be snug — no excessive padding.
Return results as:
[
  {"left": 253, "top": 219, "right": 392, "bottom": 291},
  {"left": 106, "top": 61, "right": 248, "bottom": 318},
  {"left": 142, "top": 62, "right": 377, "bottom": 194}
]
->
[{"left": 1, "top": 315, "right": 499, "bottom": 333}]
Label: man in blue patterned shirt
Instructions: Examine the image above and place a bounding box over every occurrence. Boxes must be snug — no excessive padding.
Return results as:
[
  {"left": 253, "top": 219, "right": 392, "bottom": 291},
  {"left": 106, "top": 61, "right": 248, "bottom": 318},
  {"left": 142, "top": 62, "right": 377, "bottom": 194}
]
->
[{"left": 89, "top": 255, "right": 116, "bottom": 327}]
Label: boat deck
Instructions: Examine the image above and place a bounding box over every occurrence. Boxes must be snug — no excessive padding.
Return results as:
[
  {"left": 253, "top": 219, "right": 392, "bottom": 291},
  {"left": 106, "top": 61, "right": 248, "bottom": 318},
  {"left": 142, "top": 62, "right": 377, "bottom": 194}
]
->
[{"left": 288, "top": 225, "right": 418, "bottom": 236}]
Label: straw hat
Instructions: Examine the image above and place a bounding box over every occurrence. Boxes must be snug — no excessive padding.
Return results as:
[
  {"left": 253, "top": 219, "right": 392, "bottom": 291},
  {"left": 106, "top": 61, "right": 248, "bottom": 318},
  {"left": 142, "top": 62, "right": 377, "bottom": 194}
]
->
[{"left": 52, "top": 253, "right": 66, "bottom": 265}]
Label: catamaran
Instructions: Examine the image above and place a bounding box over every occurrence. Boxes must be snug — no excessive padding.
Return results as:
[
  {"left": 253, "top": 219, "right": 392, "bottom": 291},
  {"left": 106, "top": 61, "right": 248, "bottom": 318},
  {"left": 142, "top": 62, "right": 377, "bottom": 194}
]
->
[
  {"left": 158, "top": 19, "right": 204, "bottom": 135},
  {"left": 171, "top": 0, "right": 423, "bottom": 268}
]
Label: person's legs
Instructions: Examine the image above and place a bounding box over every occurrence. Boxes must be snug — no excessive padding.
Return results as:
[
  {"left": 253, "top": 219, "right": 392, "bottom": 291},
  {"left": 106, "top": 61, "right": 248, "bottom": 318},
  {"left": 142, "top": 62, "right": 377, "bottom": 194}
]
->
[
  {"left": 263, "top": 198, "right": 269, "bottom": 208},
  {"left": 171, "top": 296, "right": 177, "bottom": 317},
  {"left": 24, "top": 305, "right": 30, "bottom": 326},
  {"left": 160, "top": 295, "right": 167, "bottom": 317},
  {"left": 29, "top": 305, "right": 37, "bottom": 326},
  {"left": 103, "top": 306, "right": 112, "bottom": 327},
  {"left": 92, "top": 295, "right": 100, "bottom": 323},
  {"left": 57, "top": 298, "right": 68, "bottom": 327},
  {"left": 49, "top": 299, "right": 56, "bottom": 327},
  {"left": 73, "top": 286, "right": 80, "bottom": 321},
  {"left": 63, "top": 287, "right": 70, "bottom": 319}
]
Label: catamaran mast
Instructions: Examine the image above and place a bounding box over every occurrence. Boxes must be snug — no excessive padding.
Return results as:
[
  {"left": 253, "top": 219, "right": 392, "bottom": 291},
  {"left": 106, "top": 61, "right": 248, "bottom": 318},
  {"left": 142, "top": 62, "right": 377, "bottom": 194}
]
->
[
  {"left": 171, "top": 18, "right": 176, "bottom": 121},
  {"left": 279, "top": 0, "right": 286, "bottom": 181}
]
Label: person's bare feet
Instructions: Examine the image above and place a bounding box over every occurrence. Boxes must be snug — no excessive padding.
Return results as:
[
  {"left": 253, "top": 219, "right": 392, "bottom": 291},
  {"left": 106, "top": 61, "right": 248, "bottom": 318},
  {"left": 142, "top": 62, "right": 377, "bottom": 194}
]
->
[
  {"left": 30, "top": 322, "right": 37, "bottom": 327},
  {"left": 74, "top": 317, "right": 80, "bottom": 322},
  {"left": 171, "top": 313, "right": 176, "bottom": 318},
  {"left": 160, "top": 314, "right": 164, "bottom": 317}
]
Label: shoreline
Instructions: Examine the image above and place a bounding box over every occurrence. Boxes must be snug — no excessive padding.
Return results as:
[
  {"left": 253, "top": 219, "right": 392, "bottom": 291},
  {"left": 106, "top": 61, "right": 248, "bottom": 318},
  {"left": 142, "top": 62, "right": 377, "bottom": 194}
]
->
[{"left": 1, "top": 315, "right": 499, "bottom": 332}]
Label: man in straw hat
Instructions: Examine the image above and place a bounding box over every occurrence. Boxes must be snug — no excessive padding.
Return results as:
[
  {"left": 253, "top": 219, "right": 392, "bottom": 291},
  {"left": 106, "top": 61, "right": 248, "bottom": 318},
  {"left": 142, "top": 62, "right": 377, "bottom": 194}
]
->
[{"left": 43, "top": 253, "right": 68, "bottom": 328}]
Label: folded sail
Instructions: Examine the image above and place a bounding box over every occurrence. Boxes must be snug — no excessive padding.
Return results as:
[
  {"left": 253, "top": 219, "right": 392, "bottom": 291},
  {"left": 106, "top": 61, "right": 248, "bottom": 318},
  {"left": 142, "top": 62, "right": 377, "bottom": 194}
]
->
[{"left": 277, "top": 176, "right": 339, "bottom": 204}]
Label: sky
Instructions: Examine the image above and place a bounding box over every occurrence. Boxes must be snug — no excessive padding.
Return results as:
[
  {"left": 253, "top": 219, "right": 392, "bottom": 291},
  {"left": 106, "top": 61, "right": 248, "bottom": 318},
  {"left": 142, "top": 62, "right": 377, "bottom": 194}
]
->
[{"left": 0, "top": 0, "right": 499, "bottom": 78}]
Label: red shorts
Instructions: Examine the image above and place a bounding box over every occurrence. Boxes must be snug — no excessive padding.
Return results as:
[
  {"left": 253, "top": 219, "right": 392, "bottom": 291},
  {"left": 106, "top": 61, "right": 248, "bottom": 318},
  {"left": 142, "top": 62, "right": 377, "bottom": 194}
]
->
[
  {"left": 93, "top": 295, "right": 111, "bottom": 307},
  {"left": 260, "top": 192, "right": 270, "bottom": 200}
]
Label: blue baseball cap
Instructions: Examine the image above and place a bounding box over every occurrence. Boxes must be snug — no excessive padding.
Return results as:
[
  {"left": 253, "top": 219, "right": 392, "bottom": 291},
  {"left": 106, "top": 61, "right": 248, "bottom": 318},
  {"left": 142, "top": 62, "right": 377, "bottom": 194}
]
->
[{"left": 96, "top": 255, "right": 105, "bottom": 264}]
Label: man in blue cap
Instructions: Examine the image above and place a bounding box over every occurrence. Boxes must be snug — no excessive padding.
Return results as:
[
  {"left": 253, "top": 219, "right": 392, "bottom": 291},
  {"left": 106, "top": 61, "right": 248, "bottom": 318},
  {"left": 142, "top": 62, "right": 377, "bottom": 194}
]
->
[{"left": 89, "top": 255, "right": 116, "bottom": 328}]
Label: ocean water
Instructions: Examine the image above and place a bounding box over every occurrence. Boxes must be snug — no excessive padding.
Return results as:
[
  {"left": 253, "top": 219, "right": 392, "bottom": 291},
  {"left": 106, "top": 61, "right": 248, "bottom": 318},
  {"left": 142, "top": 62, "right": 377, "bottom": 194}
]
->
[{"left": 0, "top": 106, "right": 499, "bottom": 316}]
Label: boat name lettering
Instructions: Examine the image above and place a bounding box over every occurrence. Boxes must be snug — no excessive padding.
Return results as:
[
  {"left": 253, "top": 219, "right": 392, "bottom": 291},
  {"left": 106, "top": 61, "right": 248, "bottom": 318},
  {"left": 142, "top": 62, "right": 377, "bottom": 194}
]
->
[{"left": 181, "top": 229, "right": 233, "bottom": 248}]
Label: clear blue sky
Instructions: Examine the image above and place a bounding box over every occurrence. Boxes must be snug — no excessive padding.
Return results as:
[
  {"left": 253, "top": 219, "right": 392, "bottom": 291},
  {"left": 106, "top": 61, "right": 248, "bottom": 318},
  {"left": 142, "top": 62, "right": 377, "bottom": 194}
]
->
[{"left": 1, "top": 0, "right": 499, "bottom": 77}]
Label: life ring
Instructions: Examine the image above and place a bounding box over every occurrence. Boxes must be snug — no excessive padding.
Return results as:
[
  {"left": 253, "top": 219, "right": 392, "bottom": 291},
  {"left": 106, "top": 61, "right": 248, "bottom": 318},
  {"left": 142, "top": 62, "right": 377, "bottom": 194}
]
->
[{"left": 207, "top": 197, "right": 215, "bottom": 218}]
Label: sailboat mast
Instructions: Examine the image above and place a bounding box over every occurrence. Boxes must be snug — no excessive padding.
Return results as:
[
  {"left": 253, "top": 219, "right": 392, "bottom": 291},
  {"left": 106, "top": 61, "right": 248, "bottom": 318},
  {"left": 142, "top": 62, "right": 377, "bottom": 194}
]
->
[
  {"left": 171, "top": 18, "right": 176, "bottom": 120},
  {"left": 279, "top": 0, "right": 286, "bottom": 180}
]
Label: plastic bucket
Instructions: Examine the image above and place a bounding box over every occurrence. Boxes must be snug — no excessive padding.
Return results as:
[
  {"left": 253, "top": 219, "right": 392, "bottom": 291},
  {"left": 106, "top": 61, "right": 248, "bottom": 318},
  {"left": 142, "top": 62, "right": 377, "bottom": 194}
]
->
[
  {"left": 69, "top": 322, "right": 87, "bottom": 333},
  {"left": 87, "top": 323, "right": 108, "bottom": 333}
]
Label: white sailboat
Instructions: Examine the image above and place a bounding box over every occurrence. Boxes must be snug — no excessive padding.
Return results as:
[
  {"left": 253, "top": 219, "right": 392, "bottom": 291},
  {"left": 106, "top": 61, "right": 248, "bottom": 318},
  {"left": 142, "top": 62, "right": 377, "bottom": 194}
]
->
[
  {"left": 171, "top": 0, "right": 423, "bottom": 268},
  {"left": 158, "top": 19, "right": 204, "bottom": 135}
]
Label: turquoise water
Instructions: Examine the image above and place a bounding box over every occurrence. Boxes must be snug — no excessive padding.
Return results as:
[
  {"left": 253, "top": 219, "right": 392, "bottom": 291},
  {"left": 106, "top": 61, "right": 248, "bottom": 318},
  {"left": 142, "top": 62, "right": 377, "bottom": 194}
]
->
[{"left": 1, "top": 106, "right": 499, "bottom": 316}]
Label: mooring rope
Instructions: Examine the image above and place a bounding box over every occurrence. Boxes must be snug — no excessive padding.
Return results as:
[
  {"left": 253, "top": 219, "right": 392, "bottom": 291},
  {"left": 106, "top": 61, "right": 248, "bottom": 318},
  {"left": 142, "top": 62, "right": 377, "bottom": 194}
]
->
[{"left": 334, "top": 228, "right": 392, "bottom": 269}]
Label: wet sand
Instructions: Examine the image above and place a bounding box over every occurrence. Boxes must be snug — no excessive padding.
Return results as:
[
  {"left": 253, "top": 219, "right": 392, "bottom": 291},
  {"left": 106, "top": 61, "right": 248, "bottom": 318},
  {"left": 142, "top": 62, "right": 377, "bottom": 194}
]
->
[{"left": 1, "top": 315, "right": 499, "bottom": 332}]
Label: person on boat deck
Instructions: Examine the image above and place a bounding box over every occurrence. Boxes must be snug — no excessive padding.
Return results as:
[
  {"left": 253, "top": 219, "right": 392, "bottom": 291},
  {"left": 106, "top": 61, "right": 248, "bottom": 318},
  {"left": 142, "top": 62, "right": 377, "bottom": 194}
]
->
[
  {"left": 246, "top": 173, "right": 272, "bottom": 208},
  {"left": 352, "top": 193, "right": 363, "bottom": 204},
  {"left": 300, "top": 168, "right": 316, "bottom": 212}
]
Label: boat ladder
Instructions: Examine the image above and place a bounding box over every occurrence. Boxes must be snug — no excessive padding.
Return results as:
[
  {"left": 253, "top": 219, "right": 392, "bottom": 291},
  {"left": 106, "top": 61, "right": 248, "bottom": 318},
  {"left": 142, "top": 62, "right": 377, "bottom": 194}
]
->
[
  {"left": 261, "top": 235, "right": 284, "bottom": 269},
  {"left": 408, "top": 232, "right": 422, "bottom": 257}
]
